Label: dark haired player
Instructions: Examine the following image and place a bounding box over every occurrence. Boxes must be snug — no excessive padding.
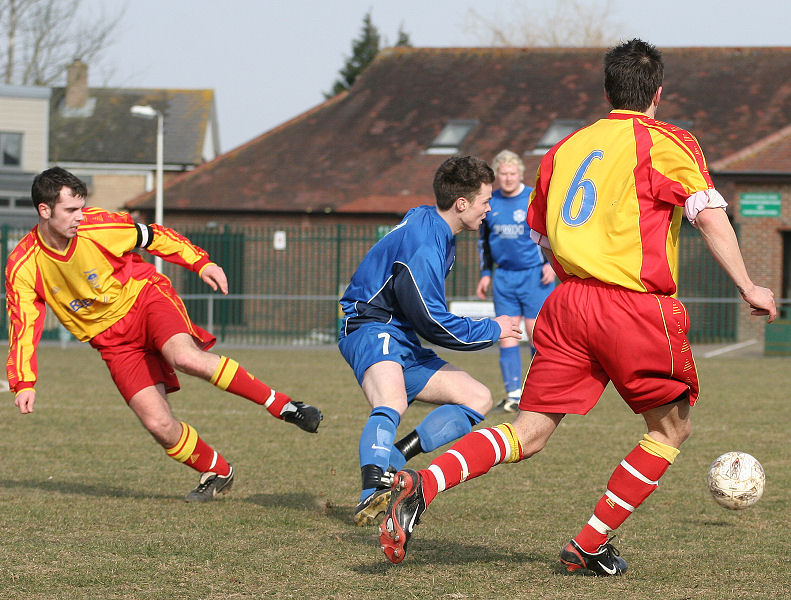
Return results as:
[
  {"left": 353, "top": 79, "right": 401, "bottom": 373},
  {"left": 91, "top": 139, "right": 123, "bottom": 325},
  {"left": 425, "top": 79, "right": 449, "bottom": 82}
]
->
[
  {"left": 6, "top": 167, "right": 322, "bottom": 502},
  {"left": 339, "top": 155, "right": 522, "bottom": 526},
  {"left": 378, "top": 39, "right": 776, "bottom": 574}
]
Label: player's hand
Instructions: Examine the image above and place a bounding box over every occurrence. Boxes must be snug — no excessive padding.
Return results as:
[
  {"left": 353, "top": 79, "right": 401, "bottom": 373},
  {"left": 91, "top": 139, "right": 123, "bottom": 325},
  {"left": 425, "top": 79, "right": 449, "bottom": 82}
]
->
[
  {"left": 201, "top": 263, "right": 229, "bottom": 295},
  {"left": 739, "top": 284, "right": 777, "bottom": 323},
  {"left": 476, "top": 276, "right": 491, "bottom": 300},
  {"left": 494, "top": 315, "right": 522, "bottom": 340},
  {"left": 540, "top": 263, "right": 556, "bottom": 285},
  {"left": 15, "top": 389, "right": 36, "bottom": 414}
]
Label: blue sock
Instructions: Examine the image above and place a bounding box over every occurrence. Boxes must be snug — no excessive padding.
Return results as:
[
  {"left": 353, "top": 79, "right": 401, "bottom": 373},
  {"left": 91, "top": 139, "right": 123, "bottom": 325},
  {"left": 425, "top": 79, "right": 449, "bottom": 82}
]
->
[
  {"left": 415, "top": 404, "right": 485, "bottom": 452},
  {"left": 358, "top": 406, "right": 400, "bottom": 502},
  {"left": 499, "top": 345, "right": 522, "bottom": 395}
]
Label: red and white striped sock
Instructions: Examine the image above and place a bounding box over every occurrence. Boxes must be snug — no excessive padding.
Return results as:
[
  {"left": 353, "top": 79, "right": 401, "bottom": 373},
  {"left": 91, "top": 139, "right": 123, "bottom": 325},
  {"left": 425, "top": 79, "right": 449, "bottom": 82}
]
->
[
  {"left": 574, "top": 435, "right": 679, "bottom": 553},
  {"left": 419, "top": 423, "right": 523, "bottom": 506}
]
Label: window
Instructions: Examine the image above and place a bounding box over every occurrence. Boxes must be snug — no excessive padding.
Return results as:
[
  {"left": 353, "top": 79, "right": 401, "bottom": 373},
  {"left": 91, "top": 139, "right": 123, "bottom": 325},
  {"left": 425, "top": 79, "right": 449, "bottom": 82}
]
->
[
  {"left": 531, "top": 119, "right": 584, "bottom": 155},
  {"left": 426, "top": 120, "right": 477, "bottom": 154},
  {"left": 0, "top": 132, "right": 22, "bottom": 167}
]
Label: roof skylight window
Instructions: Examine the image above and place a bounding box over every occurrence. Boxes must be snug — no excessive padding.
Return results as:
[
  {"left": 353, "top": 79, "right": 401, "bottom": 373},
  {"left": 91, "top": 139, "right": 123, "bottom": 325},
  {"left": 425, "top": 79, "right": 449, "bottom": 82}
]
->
[{"left": 426, "top": 120, "right": 478, "bottom": 154}]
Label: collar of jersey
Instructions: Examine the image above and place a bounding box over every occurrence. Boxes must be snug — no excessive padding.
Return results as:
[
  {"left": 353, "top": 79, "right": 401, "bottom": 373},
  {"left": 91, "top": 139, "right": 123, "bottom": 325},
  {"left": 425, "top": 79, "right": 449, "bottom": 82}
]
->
[
  {"left": 35, "top": 226, "right": 78, "bottom": 261},
  {"left": 608, "top": 109, "right": 650, "bottom": 121}
]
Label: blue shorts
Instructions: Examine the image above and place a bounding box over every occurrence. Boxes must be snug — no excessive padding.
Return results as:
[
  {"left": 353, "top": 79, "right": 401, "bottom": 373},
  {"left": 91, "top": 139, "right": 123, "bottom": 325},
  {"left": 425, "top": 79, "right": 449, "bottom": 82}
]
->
[
  {"left": 338, "top": 323, "right": 447, "bottom": 401},
  {"left": 492, "top": 266, "right": 554, "bottom": 319}
]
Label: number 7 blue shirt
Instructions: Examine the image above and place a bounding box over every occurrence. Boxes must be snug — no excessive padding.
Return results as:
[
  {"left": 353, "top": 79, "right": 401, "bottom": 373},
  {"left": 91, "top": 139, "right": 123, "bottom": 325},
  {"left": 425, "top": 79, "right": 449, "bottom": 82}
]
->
[{"left": 339, "top": 205, "right": 501, "bottom": 350}]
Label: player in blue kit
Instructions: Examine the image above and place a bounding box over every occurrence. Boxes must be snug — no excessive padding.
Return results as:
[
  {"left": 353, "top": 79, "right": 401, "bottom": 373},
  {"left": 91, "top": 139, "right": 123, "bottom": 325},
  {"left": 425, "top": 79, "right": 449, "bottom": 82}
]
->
[
  {"left": 339, "top": 155, "right": 522, "bottom": 526},
  {"left": 476, "top": 150, "right": 555, "bottom": 412}
]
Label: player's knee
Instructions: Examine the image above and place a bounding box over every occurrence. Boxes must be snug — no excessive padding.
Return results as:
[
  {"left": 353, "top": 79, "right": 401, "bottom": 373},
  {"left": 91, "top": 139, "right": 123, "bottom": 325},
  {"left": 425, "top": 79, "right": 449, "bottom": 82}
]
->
[
  {"left": 142, "top": 414, "right": 179, "bottom": 443},
  {"left": 170, "top": 351, "right": 203, "bottom": 376},
  {"left": 520, "top": 436, "right": 548, "bottom": 459},
  {"left": 650, "top": 417, "right": 691, "bottom": 449},
  {"left": 466, "top": 382, "right": 493, "bottom": 414}
]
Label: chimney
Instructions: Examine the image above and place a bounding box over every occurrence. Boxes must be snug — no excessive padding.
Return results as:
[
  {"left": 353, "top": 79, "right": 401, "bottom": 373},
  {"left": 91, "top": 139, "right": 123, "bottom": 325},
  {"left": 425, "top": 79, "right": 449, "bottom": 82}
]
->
[{"left": 65, "top": 59, "right": 88, "bottom": 109}]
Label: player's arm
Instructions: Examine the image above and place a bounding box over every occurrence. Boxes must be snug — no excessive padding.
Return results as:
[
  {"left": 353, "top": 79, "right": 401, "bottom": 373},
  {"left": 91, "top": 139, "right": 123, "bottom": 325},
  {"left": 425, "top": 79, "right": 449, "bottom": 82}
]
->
[
  {"left": 135, "top": 222, "right": 214, "bottom": 275},
  {"left": 391, "top": 256, "right": 518, "bottom": 350},
  {"left": 691, "top": 204, "right": 776, "bottom": 321},
  {"left": 5, "top": 265, "right": 46, "bottom": 411},
  {"left": 476, "top": 221, "right": 493, "bottom": 299}
]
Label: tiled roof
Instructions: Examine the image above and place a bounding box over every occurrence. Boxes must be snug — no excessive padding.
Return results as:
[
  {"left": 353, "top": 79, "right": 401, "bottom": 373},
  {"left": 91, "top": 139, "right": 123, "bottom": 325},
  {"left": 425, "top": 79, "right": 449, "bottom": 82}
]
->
[
  {"left": 711, "top": 123, "right": 791, "bottom": 174},
  {"left": 50, "top": 87, "right": 215, "bottom": 166},
  {"left": 126, "top": 46, "right": 791, "bottom": 215}
]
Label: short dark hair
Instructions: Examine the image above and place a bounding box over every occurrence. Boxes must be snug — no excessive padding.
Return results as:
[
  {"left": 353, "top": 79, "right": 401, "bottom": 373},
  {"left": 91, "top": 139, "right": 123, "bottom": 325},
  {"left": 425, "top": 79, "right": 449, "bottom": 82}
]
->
[
  {"left": 31, "top": 167, "right": 88, "bottom": 214},
  {"left": 433, "top": 155, "right": 495, "bottom": 210},
  {"left": 604, "top": 39, "right": 664, "bottom": 112}
]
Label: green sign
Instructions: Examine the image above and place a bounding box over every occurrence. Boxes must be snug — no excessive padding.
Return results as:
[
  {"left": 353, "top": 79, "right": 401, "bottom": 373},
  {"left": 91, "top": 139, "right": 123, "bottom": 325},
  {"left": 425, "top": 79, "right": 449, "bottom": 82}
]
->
[
  {"left": 376, "top": 225, "right": 395, "bottom": 240},
  {"left": 740, "top": 192, "right": 781, "bottom": 217}
]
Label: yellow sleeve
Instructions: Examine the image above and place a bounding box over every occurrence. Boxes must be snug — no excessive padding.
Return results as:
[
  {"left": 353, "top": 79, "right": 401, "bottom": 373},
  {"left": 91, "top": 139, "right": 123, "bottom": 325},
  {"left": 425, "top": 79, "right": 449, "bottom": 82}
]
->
[{"left": 5, "top": 239, "right": 46, "bottom": 392}]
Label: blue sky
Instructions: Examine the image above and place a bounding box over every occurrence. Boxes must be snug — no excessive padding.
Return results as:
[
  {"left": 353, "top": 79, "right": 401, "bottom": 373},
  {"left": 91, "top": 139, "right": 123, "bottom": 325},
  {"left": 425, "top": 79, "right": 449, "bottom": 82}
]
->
[{"left": 90, "top": 0, "right": 791, "bottom": 152}]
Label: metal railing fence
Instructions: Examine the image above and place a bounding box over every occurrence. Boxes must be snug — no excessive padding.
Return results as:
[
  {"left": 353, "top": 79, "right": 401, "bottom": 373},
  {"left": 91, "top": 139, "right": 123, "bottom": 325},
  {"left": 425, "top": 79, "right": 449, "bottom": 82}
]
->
[{"left": 1, "top": 221, "right": 777, "bottom": 347}]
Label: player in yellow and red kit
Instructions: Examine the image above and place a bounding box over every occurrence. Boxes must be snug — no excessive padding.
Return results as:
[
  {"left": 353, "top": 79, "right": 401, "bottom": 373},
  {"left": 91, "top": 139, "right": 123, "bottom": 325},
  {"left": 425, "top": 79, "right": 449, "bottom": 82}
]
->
[
  {"left": 6, "top": 167, "right": 322, "bottom": 501},
  {"left": 377, "top": 39, "right": 777, "bottom": 574}
]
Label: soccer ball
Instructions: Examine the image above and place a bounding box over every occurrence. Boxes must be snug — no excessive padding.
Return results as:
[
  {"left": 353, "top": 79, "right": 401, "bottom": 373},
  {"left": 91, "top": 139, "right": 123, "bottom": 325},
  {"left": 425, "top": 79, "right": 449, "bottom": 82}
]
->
[{"left": 707, "top": 451, "right": 765, "bottom": 510}]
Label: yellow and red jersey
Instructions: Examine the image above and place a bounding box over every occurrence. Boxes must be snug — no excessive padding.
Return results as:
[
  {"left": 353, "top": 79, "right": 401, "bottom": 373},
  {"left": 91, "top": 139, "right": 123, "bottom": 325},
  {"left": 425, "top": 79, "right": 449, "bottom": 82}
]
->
[
  {"left": 5, "top": 207, "right": 213, "bottom": 393},
  {"left": 527, "top": 110, "right": 713, "bottom": 295}
]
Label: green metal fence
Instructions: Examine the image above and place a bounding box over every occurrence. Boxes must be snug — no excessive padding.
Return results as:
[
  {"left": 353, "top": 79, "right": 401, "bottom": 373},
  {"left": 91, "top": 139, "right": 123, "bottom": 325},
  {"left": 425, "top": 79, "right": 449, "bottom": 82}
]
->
[{"left": 0, "top": 220, "right": 759, "bottom": 347}]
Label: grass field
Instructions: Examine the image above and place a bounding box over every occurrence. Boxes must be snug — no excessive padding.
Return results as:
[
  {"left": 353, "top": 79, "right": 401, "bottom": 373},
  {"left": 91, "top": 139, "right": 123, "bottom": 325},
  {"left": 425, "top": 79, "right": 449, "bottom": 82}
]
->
[{"left": 0, "top": 344, "right": 788, "bottom": 599}]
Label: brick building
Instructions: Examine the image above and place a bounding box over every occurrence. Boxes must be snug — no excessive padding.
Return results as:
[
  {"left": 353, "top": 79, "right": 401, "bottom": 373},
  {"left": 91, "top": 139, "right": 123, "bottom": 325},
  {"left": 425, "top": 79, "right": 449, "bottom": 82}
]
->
[{"left": 125, "top": 46, "right": 791, "bottom": 344}]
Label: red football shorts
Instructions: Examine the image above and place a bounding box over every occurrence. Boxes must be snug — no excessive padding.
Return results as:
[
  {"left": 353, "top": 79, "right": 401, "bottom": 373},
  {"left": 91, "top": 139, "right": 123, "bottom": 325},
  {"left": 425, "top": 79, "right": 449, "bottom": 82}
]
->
[
  {"left": 521, "top": 277, "right": 699, "bottom": 415},
  {"left": 89, "top": 277, "right": 216, "bottom": 402}
]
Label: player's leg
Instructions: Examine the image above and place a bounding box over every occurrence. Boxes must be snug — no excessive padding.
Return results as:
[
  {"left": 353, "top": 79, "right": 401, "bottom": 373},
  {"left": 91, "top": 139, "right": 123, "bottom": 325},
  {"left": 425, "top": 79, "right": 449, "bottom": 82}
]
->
[
  {"left": 492, "top": 269, "right": 524, "bottom": 410},
  {"left": 144, "top": 279, "right": 321, "bottom": 432},
  {"left": 561, "top": 288, "right": 697, "bottom": 576},
  {"left": 128, "top": 384, "right": 234, "bottom": 502},
  {"left": 389, "top": 363, "right": 491, "bottom": 472},
  {"left": 379, "top": 409, "right": 562, "bottom": 563},
  {"left": 160, "top": 334, "right": 322, "bottom": 433},
  {"left": 523, "top": 317, "right": 537, "bottom": 347},
  {"left": 561, "top": 398, "right": 689, "bottom": 576},
  {"left": 354, "top": 360, "right": 409, "bottom": 524},
  {"left": 339, "top": 324, "right": 416, "bottom": 525},
  {"left": 379, "top": 277, "right": 600, "bottom": 563},
  {"left": 497, "top": 335, "right": 523, "bottom": 411}
]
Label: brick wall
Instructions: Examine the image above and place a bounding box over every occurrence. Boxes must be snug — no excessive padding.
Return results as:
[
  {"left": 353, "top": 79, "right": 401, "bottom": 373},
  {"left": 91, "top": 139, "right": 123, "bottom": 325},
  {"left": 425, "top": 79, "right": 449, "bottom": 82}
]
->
[{"left": 730, "top": 181, "right": 791, "bottom": 341}]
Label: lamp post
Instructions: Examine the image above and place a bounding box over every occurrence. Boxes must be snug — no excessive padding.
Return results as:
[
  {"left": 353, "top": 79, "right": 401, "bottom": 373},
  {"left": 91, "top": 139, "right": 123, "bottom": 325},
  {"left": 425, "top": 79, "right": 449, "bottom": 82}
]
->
[{"left": 130, "top": 104, "right": 164, "bottom": 271}]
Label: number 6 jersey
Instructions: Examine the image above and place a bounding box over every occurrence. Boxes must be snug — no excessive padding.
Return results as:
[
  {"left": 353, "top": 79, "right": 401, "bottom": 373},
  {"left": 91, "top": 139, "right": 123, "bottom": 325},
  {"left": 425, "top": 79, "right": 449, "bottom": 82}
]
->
[{"left": 527, "top": 110, "right": 714, "bottom": 296}]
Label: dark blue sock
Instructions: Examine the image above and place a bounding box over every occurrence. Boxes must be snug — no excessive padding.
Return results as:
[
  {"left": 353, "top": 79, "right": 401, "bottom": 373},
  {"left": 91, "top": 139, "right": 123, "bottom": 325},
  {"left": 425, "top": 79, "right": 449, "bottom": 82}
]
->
[{"left": 358, "top": 406, "right": 400, "bottom": 502}]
